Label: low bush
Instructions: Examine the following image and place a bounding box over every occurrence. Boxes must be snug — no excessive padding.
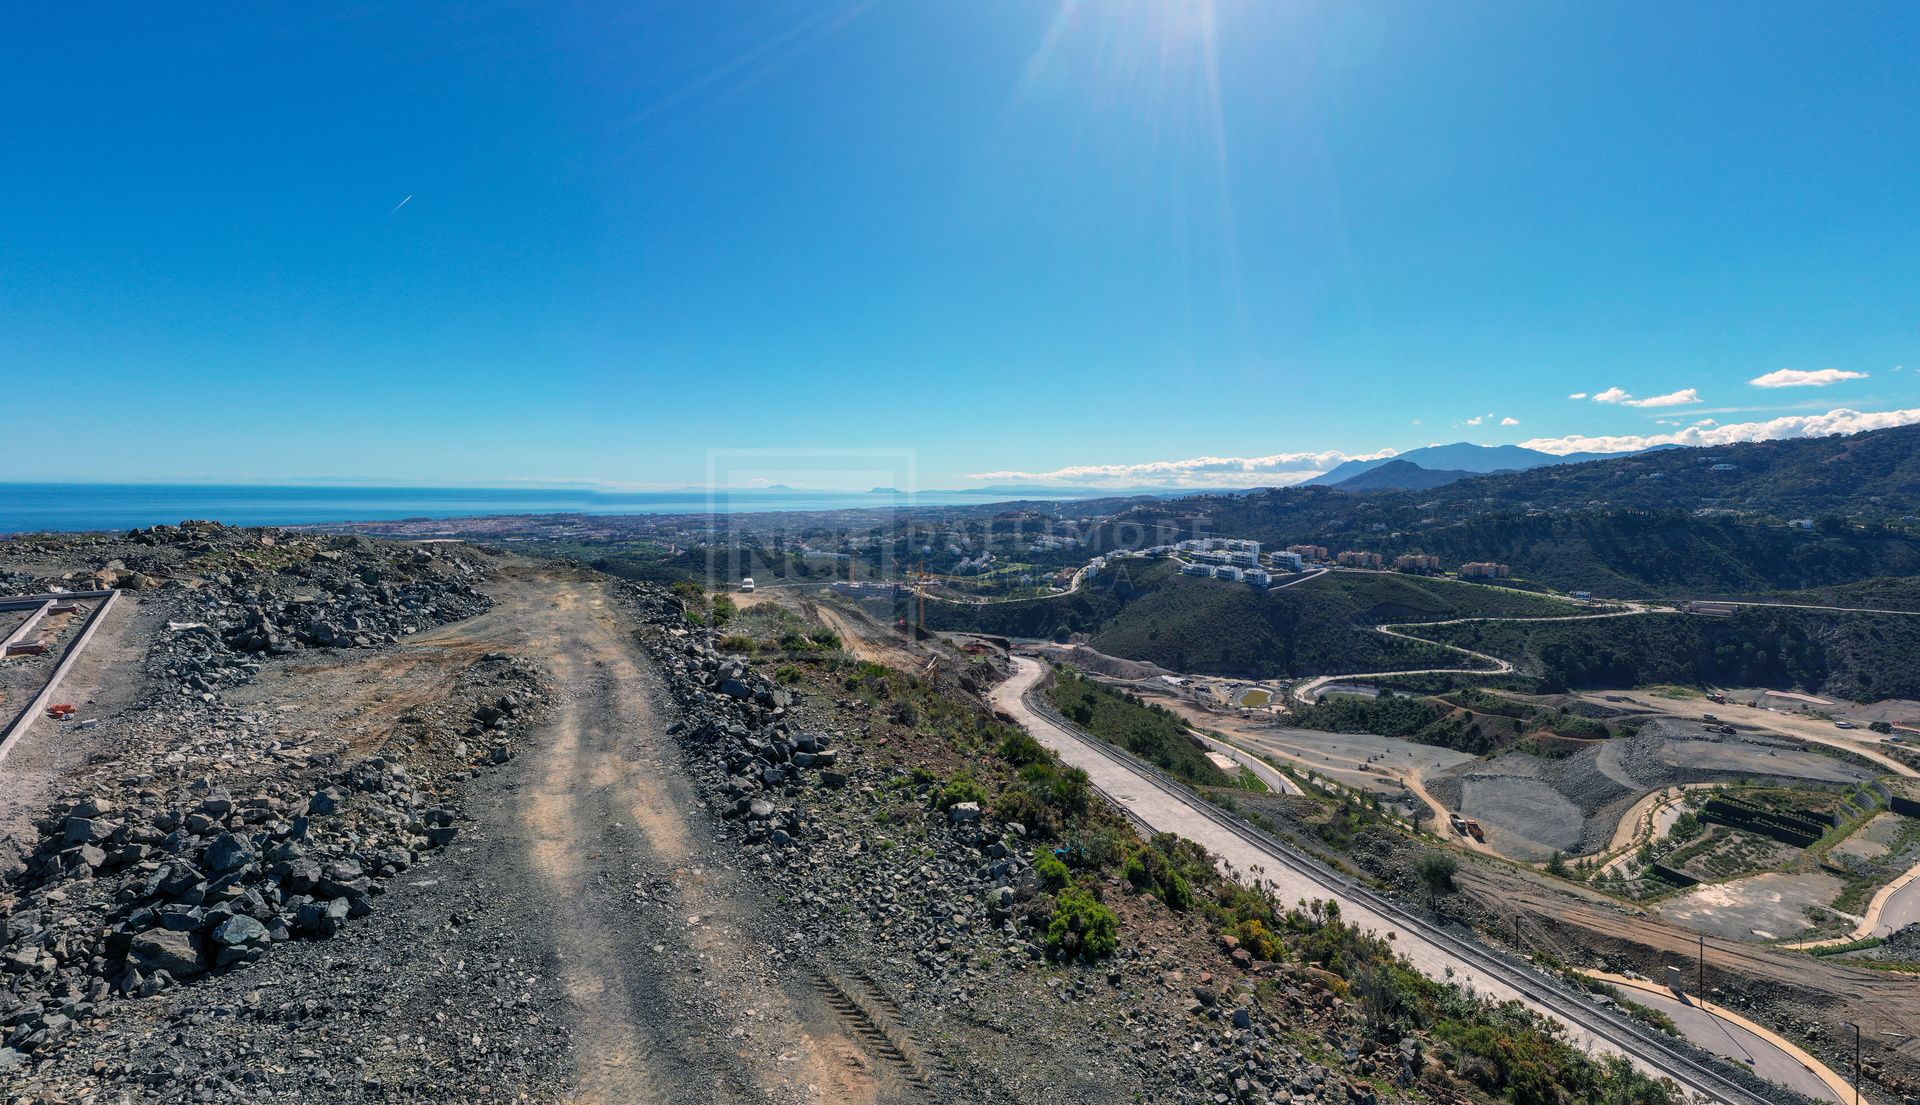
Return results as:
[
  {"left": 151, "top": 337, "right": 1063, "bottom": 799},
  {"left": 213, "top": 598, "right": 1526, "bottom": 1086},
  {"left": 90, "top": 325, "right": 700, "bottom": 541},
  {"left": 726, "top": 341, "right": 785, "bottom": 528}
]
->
[
  {"left": 933, "top": 773, "right": 987, "bottom": 810},
  {"left": 1045, "top": 886, "right": 1118, "bottom": 960}
]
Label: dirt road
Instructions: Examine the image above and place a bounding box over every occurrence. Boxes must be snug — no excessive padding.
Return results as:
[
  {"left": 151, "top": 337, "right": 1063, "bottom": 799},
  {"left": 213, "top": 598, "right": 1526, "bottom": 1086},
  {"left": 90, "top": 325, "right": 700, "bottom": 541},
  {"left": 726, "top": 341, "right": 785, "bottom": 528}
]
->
[
  {"left": 412, "top": 565, "right": 882, "bottom": 1105},
  {"left": 1580, "top": 691, "right": 1920, "bottom": 778},
  {"left": 802, "top": 597, "right": 922, "bottom": 670}
]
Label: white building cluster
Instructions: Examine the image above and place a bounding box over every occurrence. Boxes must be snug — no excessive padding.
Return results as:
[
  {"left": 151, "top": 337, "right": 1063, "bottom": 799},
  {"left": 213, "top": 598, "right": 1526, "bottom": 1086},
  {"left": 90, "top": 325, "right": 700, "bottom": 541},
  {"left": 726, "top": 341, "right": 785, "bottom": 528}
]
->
[{"left": 1176, "top": 537, "right": 1261, "bottom": 567}]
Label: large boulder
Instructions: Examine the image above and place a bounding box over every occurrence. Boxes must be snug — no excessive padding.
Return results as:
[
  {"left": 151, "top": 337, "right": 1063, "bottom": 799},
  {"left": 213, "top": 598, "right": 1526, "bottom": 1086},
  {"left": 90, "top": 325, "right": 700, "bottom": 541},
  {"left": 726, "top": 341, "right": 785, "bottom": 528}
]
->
[
  {"left": 204, "top": 832, "right": 254, "bottom": 873},
  {"left": 129, "top": 928, "right": 204, "bottom": 978}
]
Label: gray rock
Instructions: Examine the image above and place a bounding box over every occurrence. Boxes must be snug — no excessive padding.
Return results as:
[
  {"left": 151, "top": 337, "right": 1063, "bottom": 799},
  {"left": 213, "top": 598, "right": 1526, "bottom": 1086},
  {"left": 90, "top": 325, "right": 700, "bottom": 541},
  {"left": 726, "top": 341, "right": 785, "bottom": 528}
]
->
[
  {"left": 69, "top": 795, "right": 115, "bottom": 819},
  {"left": 130, "top": 927, "right": 204, "bottom": 978},
  {"left": 211, "top": 914, "right": 269, "bottom": 947},
  {"left": 62, "top": 817, "right": 117, "bottom": 844},
  {"left": 205, "top": 832, "right": 254, "bottom": 872}
]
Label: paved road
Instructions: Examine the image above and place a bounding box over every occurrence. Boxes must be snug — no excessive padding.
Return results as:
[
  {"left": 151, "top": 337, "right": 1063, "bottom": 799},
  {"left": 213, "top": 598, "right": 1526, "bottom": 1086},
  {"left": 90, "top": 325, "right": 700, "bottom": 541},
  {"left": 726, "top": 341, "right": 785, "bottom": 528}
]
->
[
  {"left": 991, "top": 654, "right": 1790, "bottom": 1104},
  {"left": 1868, "top": 863, "right": 1920, "bottom": 938},
  {"left": 1193, "top": 731, "right": 1302, "bottom": 795},
  {"left": 1579, "top": 973, "right": 1853, "bottom": 1104},
  {"left": 1293, "top": 603, "right": 1663, "bottom": 704},
  {"left": 1706, "top": 599, "right": 1920, "bottom": 618}
]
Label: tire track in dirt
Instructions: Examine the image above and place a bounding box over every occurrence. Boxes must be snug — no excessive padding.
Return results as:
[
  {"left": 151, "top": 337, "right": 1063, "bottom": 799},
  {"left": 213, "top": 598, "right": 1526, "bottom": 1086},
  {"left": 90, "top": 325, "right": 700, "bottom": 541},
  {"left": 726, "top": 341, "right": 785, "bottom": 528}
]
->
[{"left": 474, "top": 569, "right": 881, "bottom": 1105}]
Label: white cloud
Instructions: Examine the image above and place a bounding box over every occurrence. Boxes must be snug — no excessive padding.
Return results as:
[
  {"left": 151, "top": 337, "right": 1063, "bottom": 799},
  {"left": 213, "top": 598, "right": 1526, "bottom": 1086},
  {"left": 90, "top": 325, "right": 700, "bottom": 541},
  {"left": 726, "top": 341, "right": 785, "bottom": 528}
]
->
[
  {"left": 1626, "top": 388, "right": 1701, "bottom": 408},
  {"left": 968, "top": 448, "right": 1399, "bottom": 489},
  {"left": 1567, "top": 392, "right": 1588, "bottom": 400},
  {"left": 1588, "top": 386, "right": 1702, "bottom": 408},
  {"left": 1465, "top": 416, "right": 1485, "bottom": 426},
  {"left": 1521, "top": 406, "right": 1920, "bottom": 456},
  {"left": 1749, "top": 368, "right": 1869, "bottom": 388},
  {"left": 1499, "top": 416, "right": 1520, "bottom": 426}
]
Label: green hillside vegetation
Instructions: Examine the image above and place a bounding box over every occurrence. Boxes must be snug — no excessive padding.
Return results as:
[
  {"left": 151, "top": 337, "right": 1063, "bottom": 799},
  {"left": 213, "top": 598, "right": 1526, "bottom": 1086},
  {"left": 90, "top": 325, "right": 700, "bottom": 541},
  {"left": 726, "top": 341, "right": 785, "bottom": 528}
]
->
[
  {"left": 929, "top": 564, "right": 1580, "bottom": 680},
  {"left": 1313, "top": 571, "right": 1576, "bottom": 622},
  {"left": 1084, "top": 578, "right": 1455, "bottom": 678},
  {"left": 1291, "top": 693, "right": 1450, "bottom": 740},
  {"left": 1291, "top": 687, "right": 1615, "bottom": 755},
  {"left": 1113, "top": 502, "right": 1920, "bottom": 599},
  {"left": 1128, "top": 424, "right": 1920, "bottom": 533},
  {"left": 1733, "top": 575, "right": 1920, "bottom": 611},
  {"left": 1047, "top": 668, "right": 1232, "bottom": 787},
  {"left": 921, "top": 558, "right": 1177, "bottom": 640},
  {"left": 1357, "top": 513, "right": 1920, "bottom": 597},
  {"left": 1424, "top": 608, "right": 1920, "bottom": 702},
  {"left": 1101, "top": 426, "right": 1920, "bottom": 598}
]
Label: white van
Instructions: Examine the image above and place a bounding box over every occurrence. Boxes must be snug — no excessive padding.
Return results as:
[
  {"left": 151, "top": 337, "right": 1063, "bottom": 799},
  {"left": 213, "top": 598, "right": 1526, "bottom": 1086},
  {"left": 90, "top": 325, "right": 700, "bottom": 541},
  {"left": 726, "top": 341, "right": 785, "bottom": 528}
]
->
[{"left": 740, "top": 577, "right": 755, "bottom": 593}]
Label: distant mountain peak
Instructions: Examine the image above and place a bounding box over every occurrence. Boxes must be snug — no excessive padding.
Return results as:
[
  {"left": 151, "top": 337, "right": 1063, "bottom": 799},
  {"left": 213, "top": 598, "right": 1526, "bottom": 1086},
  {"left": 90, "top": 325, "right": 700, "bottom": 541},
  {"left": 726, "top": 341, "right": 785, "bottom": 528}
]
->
[
  {"left": 1306, "top": 442, "right": 1641, "bottom": 488},
  {"left": 1327, "top": 459, "right": 1476, "bottom": 492}
]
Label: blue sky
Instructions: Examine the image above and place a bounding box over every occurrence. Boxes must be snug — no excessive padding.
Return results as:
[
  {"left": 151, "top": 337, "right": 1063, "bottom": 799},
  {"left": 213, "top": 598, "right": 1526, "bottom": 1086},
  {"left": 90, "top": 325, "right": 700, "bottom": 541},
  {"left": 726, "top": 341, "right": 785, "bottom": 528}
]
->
[{"left": 5, "top": 1, "right": 1919, "bottom": 489}]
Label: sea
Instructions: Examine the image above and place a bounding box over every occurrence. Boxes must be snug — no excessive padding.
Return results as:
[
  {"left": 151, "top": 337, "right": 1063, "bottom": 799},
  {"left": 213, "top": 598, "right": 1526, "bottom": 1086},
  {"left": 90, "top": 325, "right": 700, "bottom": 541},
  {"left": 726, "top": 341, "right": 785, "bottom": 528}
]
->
[{"left": 0, "top": 483, "right": 1075, "bottom": 535}]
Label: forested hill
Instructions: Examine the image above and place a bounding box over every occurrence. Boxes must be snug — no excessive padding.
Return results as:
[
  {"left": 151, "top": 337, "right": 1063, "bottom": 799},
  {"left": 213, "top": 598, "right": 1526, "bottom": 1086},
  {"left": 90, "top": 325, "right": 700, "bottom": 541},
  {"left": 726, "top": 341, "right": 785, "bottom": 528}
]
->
[
  {"left": 1402, "top": 421, "right": 1920, "bottom": 518},
  {"left": 1099, "top": 424, "right": 1920, "bottom": 597},
  {"left": 1152, "top": 423, "right": 1920, "bottom": 532}
]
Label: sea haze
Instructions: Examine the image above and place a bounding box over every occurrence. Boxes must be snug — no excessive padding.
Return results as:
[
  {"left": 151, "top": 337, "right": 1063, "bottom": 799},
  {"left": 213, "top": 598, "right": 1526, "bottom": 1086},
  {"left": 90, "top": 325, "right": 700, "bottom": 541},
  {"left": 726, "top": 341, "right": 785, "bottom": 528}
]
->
[{"left": 0, "top": 482, "right": 1158, "bottom": 534}]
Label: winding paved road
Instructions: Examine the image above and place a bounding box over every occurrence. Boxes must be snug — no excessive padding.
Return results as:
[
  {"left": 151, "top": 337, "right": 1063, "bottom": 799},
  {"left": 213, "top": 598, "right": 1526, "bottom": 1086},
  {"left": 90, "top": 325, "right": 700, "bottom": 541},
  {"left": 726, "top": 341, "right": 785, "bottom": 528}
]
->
[{"left": 1292, "top": 600, "right": 1662, "bottom": 704}]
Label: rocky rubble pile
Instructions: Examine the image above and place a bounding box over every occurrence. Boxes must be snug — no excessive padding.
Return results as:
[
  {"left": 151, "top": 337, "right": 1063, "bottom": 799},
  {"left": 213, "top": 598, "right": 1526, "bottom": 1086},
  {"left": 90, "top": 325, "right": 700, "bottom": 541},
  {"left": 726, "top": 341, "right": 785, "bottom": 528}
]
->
[
  {"left": 0, "top": 660, "right": 546, "bottom": 1072},
  {"left": 2, "top": 521, "right": 492, "bottom": 705},
  {"left": 0, "top": 528, "right": 544, "bottom": 1076}
]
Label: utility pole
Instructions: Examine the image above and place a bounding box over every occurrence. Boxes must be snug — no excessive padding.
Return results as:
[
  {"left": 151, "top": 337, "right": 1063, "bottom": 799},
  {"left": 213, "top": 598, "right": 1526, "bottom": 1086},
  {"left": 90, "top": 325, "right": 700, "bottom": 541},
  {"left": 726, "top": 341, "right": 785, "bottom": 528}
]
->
[
  {"left": 1840, "top": 1021, "right": 1860, "bottom": 1105},
  {"left": 1697, "top": 932, "right": 1706, "bottom": 1005}
]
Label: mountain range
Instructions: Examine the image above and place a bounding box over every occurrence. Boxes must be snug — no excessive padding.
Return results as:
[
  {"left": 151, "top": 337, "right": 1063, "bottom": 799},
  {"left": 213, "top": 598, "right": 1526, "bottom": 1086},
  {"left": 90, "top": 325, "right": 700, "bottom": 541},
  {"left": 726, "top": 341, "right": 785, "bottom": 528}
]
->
[{"left": 1305, "top": 442, "right": 1646, "bottom": 488}]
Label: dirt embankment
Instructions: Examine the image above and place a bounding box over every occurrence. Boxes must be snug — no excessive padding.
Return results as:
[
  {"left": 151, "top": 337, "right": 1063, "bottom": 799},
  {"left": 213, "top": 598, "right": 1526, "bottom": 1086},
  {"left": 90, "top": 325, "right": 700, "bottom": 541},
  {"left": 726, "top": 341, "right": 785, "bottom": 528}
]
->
[{"left": 1424, "top": 719, "right": 1876, "bottom": 861}]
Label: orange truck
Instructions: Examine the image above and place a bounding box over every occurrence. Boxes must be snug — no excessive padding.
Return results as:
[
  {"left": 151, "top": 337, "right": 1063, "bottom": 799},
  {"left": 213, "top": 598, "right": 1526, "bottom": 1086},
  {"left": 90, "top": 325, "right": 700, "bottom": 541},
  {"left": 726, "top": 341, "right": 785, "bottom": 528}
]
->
[{"left": 1465, "top": 819, "right": 1486, "bottom": 842}]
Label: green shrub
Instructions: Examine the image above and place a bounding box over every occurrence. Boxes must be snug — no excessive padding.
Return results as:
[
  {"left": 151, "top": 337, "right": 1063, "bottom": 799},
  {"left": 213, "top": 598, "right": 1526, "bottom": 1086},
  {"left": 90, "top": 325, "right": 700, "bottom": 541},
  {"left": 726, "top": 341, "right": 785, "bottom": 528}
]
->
[
  {"left": 934, "top": 774, "right": 988, "bottom": 810},
  {"left": 1231, "top": 916, "right": 1280, "bottom": 960},
  {"left": 717, "top": 634, "right": 755, "bottom": 652},
  {"left": 1123, "top": 836, "right": 1199, "bottom": 911},
  {"left": 991, "top": 785, "right": 1055, "bottom": 838},
  {"left": 997, "top": 728, "right": 1049, "bottom": 767},
  {"left": 1046, "top": 887, "right": 1118, "bottom": 960},
  {"left": 1035, "top": 853, "right": 1071, "bottom": 890}
]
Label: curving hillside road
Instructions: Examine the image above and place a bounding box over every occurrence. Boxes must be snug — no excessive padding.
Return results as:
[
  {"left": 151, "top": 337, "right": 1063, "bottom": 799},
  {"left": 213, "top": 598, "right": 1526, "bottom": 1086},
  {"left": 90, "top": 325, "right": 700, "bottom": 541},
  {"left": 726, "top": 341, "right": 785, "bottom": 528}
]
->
[
  {"left": 1289, "top": 600, "right": 1664, "bottom": 704},
  {"left": 1575, "top": 973, "right": 1853, "bottom": 1104},
  {"left": 991, "top": 654, "right": 1797, "bottom": 1105}
]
